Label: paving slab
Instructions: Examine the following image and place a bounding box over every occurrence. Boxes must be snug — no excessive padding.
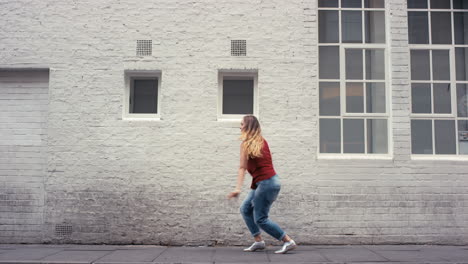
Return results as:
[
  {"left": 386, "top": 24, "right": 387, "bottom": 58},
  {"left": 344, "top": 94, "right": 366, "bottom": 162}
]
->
[
  {"left": 94, "top": 247, "right": 166, "bottom": 263},
  {"left": 369, "top": 247, "right": 454, "bottom": 262},
  {"left": 266, "top": 246, "right": 329, "bottom": 262},
  {"left": 39, "top": 249, "right": 113, "bottom": 262},
  {"left": 316, "top": 246, "right": 388, "bottom": 262},
  {"left": 365, "top": 245, "right": 424, "bottom": 251},
  {"left": 154, "top": 247, "right": 214, "bottom": 262},
  {"left": 0, "top": 248, "right": 64, "bottom": 261},
  {"left": 213, "top": 247, "right": 269, "bottom": 263}
]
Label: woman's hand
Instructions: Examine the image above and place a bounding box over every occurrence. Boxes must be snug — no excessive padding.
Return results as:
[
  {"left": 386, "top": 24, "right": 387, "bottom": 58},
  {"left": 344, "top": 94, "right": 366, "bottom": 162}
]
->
[{"left": 227, "top": 189, "right": 241, "bottom": 199}]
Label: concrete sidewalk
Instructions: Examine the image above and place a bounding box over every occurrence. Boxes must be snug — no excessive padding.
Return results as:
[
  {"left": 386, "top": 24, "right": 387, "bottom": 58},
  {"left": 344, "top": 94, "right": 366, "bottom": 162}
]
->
[{"left": 0, "top": 244, "right": 468, "bottom": 264}]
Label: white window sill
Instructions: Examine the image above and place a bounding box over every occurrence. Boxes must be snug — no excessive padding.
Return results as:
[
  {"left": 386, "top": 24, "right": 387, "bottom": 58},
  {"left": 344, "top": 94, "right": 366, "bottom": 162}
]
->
[
  {"left": 217, "top": 118, "right": 243, "bottom": 122},
  {"left": 122, "top": 116, "right": 161, "bottom": 121},
  {"left": 411, "top": 155, "right": 468, "bottom": 161},
  {"left": 317, "top": 154, "right": 393, "bottom": 160}
]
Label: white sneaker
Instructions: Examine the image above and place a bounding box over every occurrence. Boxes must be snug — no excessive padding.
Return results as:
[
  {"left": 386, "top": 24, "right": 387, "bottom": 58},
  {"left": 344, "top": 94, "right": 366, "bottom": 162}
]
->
[
  {"left": 274, "top": 240, "right": 297, "bottom": 254},
  {"left": 243, "top": 241, "right": 266, "bottom": 252}
]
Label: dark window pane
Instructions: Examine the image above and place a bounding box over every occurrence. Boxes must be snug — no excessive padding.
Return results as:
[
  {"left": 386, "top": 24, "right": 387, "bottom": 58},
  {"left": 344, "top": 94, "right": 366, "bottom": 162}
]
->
[
  {"left": 410, "top": 50, "right": 430, "bottom": 80},
  {"left": 365, "top": 11, "right": 386, "bottom": 43},
  {"left": 319, "top": 46, "right": 340, "bottom": 79},
  {"left": 457, "top": 84, "right": 468, "bottom": 117},
  {"left": 222, "top": 79, "right": 254, "bottom": 114},
  {"left": 454, "top": 0, "right": 468, "bottom": 9},
  {"left": 412, "top": 83, "right": 432, "bottom": 113},
  {"left": 432, "top": 50, "right": 450, "bottom": 80},
  {"left": 319, "top": 0, "right": 338, "bottom": 7},
  {"left": 131, "top": 79, "right": 158, "bottom": 114},
  {"left": 342, "top": 11, "right": 363, "bottom": 43},
  {"left": 346, "top": 49, "right": 363, "bottom": 79},
  {"left": 433, "top": 83, "right": 452, "bottom": 113},
  {"left": 454, "top": 12, "right": 468, "bottom": 44},
  {"left": 365, "top": 0, "right": 385, "bottom": 8},
  {"left": 320, "top": 82, "right": 341, "bottom": 116},
  {"left": 456, "top": 48, "right": 468, "bottom": 80},
  {"left": 408, "top": 12, "right": 429, "bottom": 44},
  {"left": 320, "top": 119, "right": 341, "bottom": 153},
  {"left": 344, "top": 119, "right": 365, "bottom": 153},
  {"left": 366, "top": 83, "right": 386, "bottom": 113},
  {"left": 431, "top": 12, "right": 452, "bottom": 44},
  {"left": 367, "top": 119, "right": 388, "bottom": 154},
  {"left": 411, "top": 120, "right": 433, "bottom": 154},
  {"left": 430, "top": 0, "right": 451, "bottom": 8},
  {"left": 319, "top": 10, "right": 339, "bottom": 43},
  {"left": 435, "top": 120, "right": 456, "bottom": 154},
  {"left": 458, "top": 120, "right": 468, "bottom": 154},
  {"left": 342, "top": 0, "right": 362, "bottom": 7},
  {"left": 346, "top": 82, "right": 364, "bottom": 113},
  {"left": 408, "top": 0, "right": 428, "bottom": 8},
  {"left": 366, "top": 49, "right": 385, "bottom": 79}
]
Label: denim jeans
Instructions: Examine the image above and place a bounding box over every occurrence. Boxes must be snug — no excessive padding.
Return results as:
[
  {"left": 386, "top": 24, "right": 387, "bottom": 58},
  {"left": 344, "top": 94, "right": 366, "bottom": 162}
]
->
[{"left": 240, "top": 175, "right": 286, "bottom": 241}]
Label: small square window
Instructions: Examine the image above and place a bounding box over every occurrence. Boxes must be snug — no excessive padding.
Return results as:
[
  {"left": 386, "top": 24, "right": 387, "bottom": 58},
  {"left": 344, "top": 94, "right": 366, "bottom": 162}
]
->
[
  {"left": 131, "top": 79, "right": 158, "bottom": 114},
  {"left": 124, "top": 70, "right": 161, "bottom": 119},
  {"left": 218, "top": 71, "right": 257, "bottom": 119}
]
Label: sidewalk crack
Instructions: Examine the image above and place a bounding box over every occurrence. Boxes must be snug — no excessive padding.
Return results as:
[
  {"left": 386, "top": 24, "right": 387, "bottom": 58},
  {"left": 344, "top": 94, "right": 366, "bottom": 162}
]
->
[
  {"left": 90, "top": 249, "right": 115, "bottom": 264},
  {"left": 151, "top": 246, "right": 168, "bottom": 262}
]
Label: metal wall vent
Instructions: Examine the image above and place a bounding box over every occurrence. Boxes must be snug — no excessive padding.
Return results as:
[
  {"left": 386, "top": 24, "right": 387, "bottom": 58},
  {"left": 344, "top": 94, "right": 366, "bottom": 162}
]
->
[
  {"left": 231, "top": 40, "right": 246, "bottom": 56},
  {"left": 55, "top": 224, "right": 73, "bottom": 238},
  {"left": 136, "top": 40, "right": 152, "bottom": 56}
]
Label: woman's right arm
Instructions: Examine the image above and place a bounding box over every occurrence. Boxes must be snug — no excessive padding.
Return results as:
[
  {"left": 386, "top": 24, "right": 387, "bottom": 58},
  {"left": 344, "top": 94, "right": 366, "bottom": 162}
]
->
[{"left": 227, "top": 143, "right": 248, "bottom": 199}]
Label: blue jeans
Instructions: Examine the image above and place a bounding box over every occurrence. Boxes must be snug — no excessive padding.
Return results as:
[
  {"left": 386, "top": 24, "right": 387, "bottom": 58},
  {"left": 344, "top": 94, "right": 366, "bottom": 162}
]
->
[{"left": 240, "top": 175, "right": 286, "bottom": 241}]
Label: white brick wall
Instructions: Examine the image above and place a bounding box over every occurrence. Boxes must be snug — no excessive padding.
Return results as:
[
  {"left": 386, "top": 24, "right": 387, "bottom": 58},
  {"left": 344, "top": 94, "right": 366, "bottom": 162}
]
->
[
  {"left": 0, "top": 0, "right": 468, "bottom": 245},
  {"left": 0, "top": 70, "right": 49, "bottom": 243}
]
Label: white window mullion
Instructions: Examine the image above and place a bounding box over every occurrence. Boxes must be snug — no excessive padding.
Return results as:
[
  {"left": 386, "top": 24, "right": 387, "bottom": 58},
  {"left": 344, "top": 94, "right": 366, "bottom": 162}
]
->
[
  {"left": 364, "top": 117, "right": 368, "bottom": 154},
  {"left": 455, "top": 117, "right": 460, "bottom": 154},
  {"left": 450, "top": 47, "right": 457, "bottom": 118},
  {"left": 429, "top": 50, "right": 434, "bottom": 114},
  {"left": 340, "top": 46, "right": 346, "bottom": 117},
  {"left": 432, "top": 119, "right": 436, "bottom": 155},
  {"left": 340, "top": 118, "right": 344, "bottom": 154},
  {"left": 340, "top": 45, "right": 346, "bottom": 154},
  {"left": 338, "top": 7, "right": 342, "bottom": 43},
  {"left": 428, "top": 9, "right": 433, "bottom": 45},
  {"left": 361, "top": 9, "right": 365, "bottom": 44}
]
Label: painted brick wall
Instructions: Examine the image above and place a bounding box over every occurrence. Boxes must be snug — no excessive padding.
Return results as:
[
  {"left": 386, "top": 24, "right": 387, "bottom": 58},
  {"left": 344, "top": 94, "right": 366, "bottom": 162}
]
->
[
  {"left": 0, "top": 70, "right": 49, "bottom": 243},
  {"left": 1, "top": 0, "right": 468, "bottom": 245}
]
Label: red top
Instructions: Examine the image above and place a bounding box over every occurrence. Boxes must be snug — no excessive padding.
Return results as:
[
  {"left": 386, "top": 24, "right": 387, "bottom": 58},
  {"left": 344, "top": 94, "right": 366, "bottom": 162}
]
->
[{"left": 247, "top": 139, "right": 277, "bottom": 189}]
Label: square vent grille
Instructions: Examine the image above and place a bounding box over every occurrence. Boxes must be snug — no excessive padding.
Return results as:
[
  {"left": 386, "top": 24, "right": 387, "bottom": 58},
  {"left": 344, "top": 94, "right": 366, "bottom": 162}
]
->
[
  {"left": 55, "top": 224, "right": 73, "bottom": 238},
  {"left": 136, "top": 40, "right": 152, "bottom": 56},
  {"left": 231, "top": 40, "right": 246, "bottom": 56}
]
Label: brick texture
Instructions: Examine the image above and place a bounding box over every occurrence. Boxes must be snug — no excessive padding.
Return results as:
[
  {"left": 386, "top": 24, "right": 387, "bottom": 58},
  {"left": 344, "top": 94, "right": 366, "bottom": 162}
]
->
[{"left": 0, "top": 0, "right": 467, "bottom": 245}]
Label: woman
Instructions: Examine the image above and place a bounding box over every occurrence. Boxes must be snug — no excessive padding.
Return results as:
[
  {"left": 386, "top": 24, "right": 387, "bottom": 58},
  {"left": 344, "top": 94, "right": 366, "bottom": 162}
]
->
[{"left": 227, "top": 115, "right": 296, "bottom": 254}]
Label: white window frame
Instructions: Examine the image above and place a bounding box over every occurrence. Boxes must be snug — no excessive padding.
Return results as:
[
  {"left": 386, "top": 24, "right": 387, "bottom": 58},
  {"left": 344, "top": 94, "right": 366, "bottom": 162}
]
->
[
  {"left": 123, "top": 70, "right": 162, "bottom": 121},
  {"left": 317, "top": 0, "right": 392, "bottom": 159},
  {"left": 409, "top": 46, "right": 468, "bottom": 157},
  {"left": 217, "top": 70, "right": 258, "bottom": 121},
  {"left": 408, "top": 0, "right": 468, "bottom": 158}
]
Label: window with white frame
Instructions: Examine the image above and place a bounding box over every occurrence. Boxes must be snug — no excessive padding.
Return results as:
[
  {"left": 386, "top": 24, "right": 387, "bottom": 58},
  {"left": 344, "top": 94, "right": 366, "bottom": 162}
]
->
[
  {"left": 408, "top": 0, "right": 468, "bottom": 155},
  {"left": 318, "top": 0, "right": 389, "bottom": 154},
  {"left": 124, "top": 70, "right": 161, "bottom": 119},
  {"left": 218, "top": 71, "right": 258, "bottom": 119}
]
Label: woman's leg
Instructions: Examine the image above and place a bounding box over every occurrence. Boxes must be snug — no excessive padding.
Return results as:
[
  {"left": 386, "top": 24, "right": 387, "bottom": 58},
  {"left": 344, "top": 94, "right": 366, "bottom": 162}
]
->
[
  {"left": 240, "top": 189, "right": 261, "bottom": 238},
  {"left": 252, "top": 176, "right": 287, "bottom": 241}
]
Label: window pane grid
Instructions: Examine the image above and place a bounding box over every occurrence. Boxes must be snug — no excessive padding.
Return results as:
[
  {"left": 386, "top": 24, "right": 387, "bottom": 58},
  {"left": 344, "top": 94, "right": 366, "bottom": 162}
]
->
[
  {"left": 319, "top": 117, "right": 387, "bottom": 154},
  {"left": 319, "top": 1, "right": 388, "bottom": 155},
  {"left": 409, "top": 45, "right": 466, "bottom": 154}
]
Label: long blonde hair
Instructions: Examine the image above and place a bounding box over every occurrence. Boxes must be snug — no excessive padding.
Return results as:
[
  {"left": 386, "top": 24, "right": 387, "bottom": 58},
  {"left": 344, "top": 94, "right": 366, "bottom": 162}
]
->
[{"left": 240, "top": 115, "right": 264, "bottom": 159}]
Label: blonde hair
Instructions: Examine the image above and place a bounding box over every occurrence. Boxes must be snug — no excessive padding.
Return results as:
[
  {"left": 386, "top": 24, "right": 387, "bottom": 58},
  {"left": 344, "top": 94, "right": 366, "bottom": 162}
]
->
[{"left": 240, "top": 115, "right": 264, "bottom": 159}]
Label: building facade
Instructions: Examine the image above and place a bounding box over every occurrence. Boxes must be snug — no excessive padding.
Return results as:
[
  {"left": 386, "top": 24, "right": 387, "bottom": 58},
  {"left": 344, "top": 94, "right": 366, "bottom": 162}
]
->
[{"left": 1, "top": 0, "right": 468, "bottom": 245}]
